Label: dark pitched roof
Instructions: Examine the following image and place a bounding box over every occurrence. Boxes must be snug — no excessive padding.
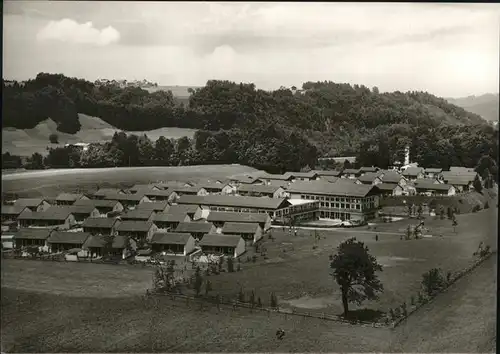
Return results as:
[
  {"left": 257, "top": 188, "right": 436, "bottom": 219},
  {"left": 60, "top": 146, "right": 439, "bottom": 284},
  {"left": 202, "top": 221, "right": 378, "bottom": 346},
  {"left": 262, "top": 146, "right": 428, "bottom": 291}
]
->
[
  {"left": 284, "top": 171, "right": 318, "bottom": 179},
  {"left": 258, "top": 173, "right": 294, "bottom": 181},
  {"left": 143, "top": 189, "right": 175, "bottom": 198},
  {"left": 17, "top": 207, "right": 73, "bottom": 221},
  {"left": 342, "top": 169, "right": 361, "bottom": 174},
  {"left": 442, "top": 176, "right": 474, "bottom": 185},
  {"left": 13, "top": 228, "right": 53, "bottom": 240},
  {"left": 207, "top": 211, "right": 270, "bottom": 224},
  {"left": 48, "top": 231, "right": 91, "bottom": 244},
  {"left": 104, "top": 193, "right": 146, "bottom": 202},
  {"left": 129, "top": 184, "right": 158, "bottom": 193},
  {"left": 55, "top": 193, "right": 85, "bottom": 202},
  {"left": 196, "top": 182, "right": 227, "bottom": 191},
  {"left": 68, "top": 205, "right": 97, "bottom": 215},
  {"left": 359, "top": 166, "right": 379, "bottom": 173},
  {"left": 222, "top": 222, "right": 260, "bottom": 234},
  {"left": 357, "top": 172, "right": 380, "bottom": 183},
  {"left": 449, "top": 167, "right": 475, "bottom": 173},
  {"left": 237, "top": 184, "right": 282, "bottom": 194},
  {"left": 74, "top": 199, "right": 122, "bottom": 208},
  {"left": 82, "top": 217, "right": 117, "bottom": 228},
  {"left": 177, "top": 195, "right": 290, "bottom": 210},
  {"left": 415, "top": 182, "right": 454, "bottom": 191},
  {"left": 121, "top": 209, "right": 154, "bottom": 220},
  {"left": 171, "top": 186, "right": 205, "bottom": 194},
  {"left": 83, "top": 235, "right": 128, "bottom": 249},
  {"left": 150, "top": 232, "right": 192, "bottom": 245},
  {"left": 153, "top": 212, "right": 190, "bottom": 223},
  {"left": 288, "top": 180, "right": 376, "bottom": 197},
  {"left": 93, "top": 188, "right": 126, "bottom": 196},
  {"left": 425, "top": 168, "right": 443, "bottom": 173},
  {"left": 136, "top": 201, "right": 169, "bottom": 211},
  {"left": 13, "top": 198, "right": 47, "bottom": 208},
  {"left": 175, "top": 222, "right": 214, "bottom": 233},
  {"left": 155, "top": 181, "right": 191, "bottom": 190},
  {"left": 312, "top": 170, "right": 341, "bottom": 177},
  {"left": 402, "top": 167, "right": 425, "bottom": 176},
  {"left": 379, "top": 171, "right": 404, "bottom": 184},
  {"left": 375, "top": 183, "right": 402, "bottom": 191},
  {"left": 167, "top": 204, "right": 200, "bottom": 214},
  {"left": 1, "top": 205, "right": 29, "bottom": 215},
  {"left": 200, "top": 234, "right": 243, "bottom": 247},
  {"left": 115, "top": 220, "right": 153, "bottom": 232},
  {"left": 266, "top": 180, "right": 290, "bottom": 188}
]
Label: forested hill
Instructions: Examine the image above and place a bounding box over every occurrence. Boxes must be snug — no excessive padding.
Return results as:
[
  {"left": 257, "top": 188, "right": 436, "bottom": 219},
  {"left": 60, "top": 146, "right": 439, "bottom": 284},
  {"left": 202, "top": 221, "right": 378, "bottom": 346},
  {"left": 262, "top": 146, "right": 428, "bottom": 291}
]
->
[{"left": 3, "top": 73, "right": 496, "bottom": 171}]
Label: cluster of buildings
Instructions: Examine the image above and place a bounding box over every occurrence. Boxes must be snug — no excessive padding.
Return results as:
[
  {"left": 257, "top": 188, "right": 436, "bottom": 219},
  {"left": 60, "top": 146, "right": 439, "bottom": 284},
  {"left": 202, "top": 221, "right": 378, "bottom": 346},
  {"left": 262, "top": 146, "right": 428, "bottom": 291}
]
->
[{"left": 1, "top": 165, "right": 481, "bottom": 260}]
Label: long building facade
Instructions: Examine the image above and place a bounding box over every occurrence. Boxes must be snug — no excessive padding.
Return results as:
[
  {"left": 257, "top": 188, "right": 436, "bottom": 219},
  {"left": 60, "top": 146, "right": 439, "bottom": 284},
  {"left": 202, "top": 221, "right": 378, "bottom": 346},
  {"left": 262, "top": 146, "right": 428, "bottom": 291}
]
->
[{"left": 288, "top": 180, "right": 380, "bottom": 222}]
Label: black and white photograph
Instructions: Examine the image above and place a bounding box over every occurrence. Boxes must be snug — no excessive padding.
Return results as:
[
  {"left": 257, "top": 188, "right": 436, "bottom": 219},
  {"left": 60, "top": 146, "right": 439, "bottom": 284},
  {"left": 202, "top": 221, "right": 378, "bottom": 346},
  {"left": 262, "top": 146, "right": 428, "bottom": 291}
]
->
[{"left": 1, "top": 1, "right": 498, "bottom": 352}]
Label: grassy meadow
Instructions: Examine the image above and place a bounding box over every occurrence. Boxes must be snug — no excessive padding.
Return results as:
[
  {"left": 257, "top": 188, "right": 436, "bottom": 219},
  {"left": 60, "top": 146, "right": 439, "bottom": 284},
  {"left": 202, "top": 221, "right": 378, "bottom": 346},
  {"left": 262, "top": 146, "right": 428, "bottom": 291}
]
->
[{"left": 2, "top": 114, "right": 198, "bottom": 157}]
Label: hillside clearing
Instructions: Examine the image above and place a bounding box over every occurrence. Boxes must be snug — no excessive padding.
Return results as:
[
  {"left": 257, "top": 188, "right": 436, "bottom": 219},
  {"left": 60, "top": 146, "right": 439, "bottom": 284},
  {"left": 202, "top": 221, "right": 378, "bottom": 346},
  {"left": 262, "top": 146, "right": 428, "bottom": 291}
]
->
[{"left": 2, "top": 114, "right": 198, "bottom": 157}]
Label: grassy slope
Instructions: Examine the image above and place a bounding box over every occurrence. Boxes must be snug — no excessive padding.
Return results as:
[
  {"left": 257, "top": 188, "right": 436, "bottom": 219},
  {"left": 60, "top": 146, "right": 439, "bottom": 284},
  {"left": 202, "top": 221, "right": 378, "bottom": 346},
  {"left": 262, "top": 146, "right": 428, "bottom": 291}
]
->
[
  {"left": 1, "top": 220, "right": 496, "bottom": 352},
  {"left": 1, "top": 165, "right": 257, "bottom": 198},
  {"left": 2, "top": 114, "right": 198, "bottom": 157}
]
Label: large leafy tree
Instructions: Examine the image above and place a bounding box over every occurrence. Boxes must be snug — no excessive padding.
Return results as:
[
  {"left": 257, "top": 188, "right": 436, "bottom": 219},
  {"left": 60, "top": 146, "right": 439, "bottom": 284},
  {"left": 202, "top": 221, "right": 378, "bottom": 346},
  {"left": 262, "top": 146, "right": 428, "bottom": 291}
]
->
[{"left": 330, "top": 237, "right": 384, "bottom": 317}]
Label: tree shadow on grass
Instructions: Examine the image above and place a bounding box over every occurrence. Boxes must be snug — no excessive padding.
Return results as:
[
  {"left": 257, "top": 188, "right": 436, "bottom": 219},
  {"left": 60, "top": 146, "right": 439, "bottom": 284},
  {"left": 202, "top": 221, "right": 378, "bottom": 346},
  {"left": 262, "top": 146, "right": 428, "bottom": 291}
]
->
[{"left": 344, "top": 308, "right": 385, "bottom": 323}]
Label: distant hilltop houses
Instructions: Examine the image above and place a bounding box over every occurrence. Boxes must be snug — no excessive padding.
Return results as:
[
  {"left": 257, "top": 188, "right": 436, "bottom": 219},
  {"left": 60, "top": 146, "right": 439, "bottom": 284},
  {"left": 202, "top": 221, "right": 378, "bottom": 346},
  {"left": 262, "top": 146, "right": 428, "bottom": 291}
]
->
[{"left": 93, "top": 79, "right": 158, "bottom": 89}]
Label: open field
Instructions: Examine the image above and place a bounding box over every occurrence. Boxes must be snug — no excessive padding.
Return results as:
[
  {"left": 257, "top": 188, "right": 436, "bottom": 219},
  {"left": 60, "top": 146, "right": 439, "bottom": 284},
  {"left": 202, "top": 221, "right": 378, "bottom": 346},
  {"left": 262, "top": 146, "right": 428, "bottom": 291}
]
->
[
  {"left": 1, "top": 165, "right": 257, "bottom": 198},
  {"left": 2, "top": 114, "right": 197, "bottom": 156},
  {"left": 1, "top": 251, "right": 495, "bottom": 352},
  {"left": 194, "top": 206, "right": 497, "bottom": 317}
]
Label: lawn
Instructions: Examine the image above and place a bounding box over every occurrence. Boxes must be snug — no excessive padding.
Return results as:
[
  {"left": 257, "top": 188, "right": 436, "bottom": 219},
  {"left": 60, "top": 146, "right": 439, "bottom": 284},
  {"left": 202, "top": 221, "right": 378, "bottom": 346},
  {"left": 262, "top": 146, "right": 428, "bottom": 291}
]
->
[
  {"left": 1, "top": 252, "right": 495, "bottom": 352},
  {"left": 196, "top": 206, "right": 497, "bottom": 318},
  {"left": 1, "top": 165, "right": 257, "bottom": 198},
  {"left": 2, "top": 114, "right": 198, "bottom": 157}
]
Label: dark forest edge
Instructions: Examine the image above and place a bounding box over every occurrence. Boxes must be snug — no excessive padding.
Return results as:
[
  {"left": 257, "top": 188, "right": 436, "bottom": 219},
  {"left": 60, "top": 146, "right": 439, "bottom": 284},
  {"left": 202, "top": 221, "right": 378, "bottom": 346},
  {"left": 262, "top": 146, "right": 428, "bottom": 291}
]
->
[{"left": 2, "top": 73, "right": 498, "bottom": 173}]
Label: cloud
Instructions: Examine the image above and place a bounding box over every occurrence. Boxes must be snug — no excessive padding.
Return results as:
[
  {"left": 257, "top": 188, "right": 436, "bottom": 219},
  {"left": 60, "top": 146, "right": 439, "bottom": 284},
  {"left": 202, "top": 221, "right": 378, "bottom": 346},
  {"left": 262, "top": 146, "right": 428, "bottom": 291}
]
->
[{"left": 36, "top": 19, "right": 120, "bottom": 46}]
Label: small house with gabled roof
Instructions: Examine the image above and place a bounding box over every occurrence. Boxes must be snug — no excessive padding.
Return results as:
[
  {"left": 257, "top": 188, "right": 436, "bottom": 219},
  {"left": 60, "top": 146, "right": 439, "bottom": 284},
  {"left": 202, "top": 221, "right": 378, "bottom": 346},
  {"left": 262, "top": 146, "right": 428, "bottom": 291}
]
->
[
  {"left": 152, "top": 212, "right": 190, "bottom": 231},
  {"left": 82, "top": 217, "right": 120, "bottom": 235},
  {"left": 13, "top": 228, "right": 53, "bottom": 248},
  {"left": 174, "top": 221, "right": 216, "bottom": 240},
  {"left": 104, "top": 193, "right": 150, "bottom": 209},
  {"left": 55, "top": 193, "right": 90, "bottom": 206},
  {"left": 2, "top": 205, "right": 29, "bottom": 223},
  {"left": 17, "top": 207, "right": 76, "bottom": 229},
  {"left": 237, "top": 184, "right": 286, "bottom": 198},
  {"left": 82, "top": 235, "right": 136, "bottom": 259},
  {"left": 13, "top": 198, "right": 51, "bottom": 212},
  {"left": 136, "top": 201, "right": 170, "bottom": 213},
  {"left": 199, "top": 234, "right": 246, "bottom": 258},
  {"left": 120, "top": 209, "right": 155, "bottom": 222},
  {"left": 93, "top": 188, "right": 127, "bottom": 200},
  {"left": 47, "top": 231, "right": 91, "bottom": 253},
  {"left": 221, "top": 222, "right": 263, "bottom": 244},
  {"left": 206, "top": 211, "right": 272, "bottom": 231},
  {"left": 74, "top": 199, "right": 124, "bottom": 216},
  {"left": 150, "top": 232, "right": 196, "bottom": 255},
  {"left": 114, "top": 220, "right": 158, "bottom": 242}
]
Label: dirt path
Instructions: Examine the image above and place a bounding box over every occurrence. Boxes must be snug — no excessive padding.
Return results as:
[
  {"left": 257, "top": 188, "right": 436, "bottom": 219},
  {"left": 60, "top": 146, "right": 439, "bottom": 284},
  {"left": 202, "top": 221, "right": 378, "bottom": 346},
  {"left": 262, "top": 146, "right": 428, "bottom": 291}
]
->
[{"left": 387, "top": 255, "right": 497, "bottom": 352}]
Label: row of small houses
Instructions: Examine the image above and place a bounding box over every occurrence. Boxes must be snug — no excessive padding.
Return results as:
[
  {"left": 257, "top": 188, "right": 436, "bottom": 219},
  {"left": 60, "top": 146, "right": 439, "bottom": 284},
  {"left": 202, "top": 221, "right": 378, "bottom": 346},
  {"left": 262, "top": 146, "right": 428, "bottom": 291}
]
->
[{"left": 8, "top": 228, "right": 247, "bottom": 260}]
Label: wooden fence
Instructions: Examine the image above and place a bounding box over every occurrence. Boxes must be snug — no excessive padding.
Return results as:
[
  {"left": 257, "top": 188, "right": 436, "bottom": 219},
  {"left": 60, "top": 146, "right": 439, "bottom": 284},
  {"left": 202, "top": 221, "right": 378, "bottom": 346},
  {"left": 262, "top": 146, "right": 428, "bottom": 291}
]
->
[
  {"left": 390, "top": 251, "right": 495, "bottom": 328},
  {"left": 148, "top": 290, "right": 387, "bottom": 328}
]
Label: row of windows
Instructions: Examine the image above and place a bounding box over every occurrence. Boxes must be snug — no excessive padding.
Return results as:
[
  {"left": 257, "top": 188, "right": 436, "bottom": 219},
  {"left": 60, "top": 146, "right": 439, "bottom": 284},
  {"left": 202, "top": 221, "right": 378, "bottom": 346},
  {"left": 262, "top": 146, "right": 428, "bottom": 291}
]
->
[
  {"left": 300, "top": 194, "right": 375, "bottom": 203},
  {"left": 320, "top": 202, "right": 362, "bottom": 210},
  {"left": 320, "top": 211, "right": 352, "bottom": 220}
]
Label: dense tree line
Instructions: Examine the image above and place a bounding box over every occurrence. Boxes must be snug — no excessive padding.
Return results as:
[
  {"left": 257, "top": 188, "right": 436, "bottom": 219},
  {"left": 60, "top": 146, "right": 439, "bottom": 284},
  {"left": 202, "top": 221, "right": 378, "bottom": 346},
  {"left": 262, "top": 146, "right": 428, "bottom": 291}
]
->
[
  {"left": 2, "top": 74, "right": 497, "bottom": 172},
  {"left": 10, "top": 127, "right": 317, "bottom": 173}
]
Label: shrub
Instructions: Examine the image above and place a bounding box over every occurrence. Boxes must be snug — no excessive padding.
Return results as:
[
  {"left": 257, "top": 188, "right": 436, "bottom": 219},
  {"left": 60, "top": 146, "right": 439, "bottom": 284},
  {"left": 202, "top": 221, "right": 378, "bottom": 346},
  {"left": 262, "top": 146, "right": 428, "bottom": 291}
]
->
[
  {"left": 49, "top": 133, "right": 59, "bottom": 144},
  {"left": 410, "top": 295, "right": 415, "bottom": 306},
  {"left": 484, "top": 201, "right": 489, "bottom": 209},
  {"left": 422, "top": 268, "right": 446, "bottom": 297},
  {"left": 389, "top": 308, "right": 396, "bottom": 320}
]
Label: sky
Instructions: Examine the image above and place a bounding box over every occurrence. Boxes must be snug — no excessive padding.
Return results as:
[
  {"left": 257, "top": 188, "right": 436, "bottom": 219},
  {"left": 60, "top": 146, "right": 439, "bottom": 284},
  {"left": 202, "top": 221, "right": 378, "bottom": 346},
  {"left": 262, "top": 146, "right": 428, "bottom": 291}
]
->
[{"left": 3, "top": 1, "right": 500, "bottom": 98}]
